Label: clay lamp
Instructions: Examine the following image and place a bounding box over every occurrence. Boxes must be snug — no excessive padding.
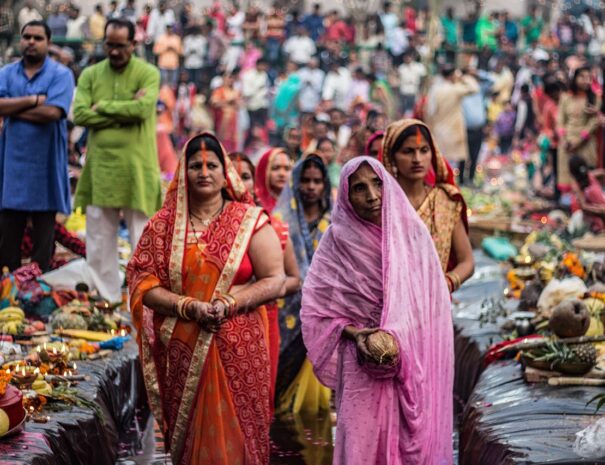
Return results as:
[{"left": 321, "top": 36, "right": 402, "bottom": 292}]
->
[{"left": 11, "top": 366, "right": 38, "bottom": 389}]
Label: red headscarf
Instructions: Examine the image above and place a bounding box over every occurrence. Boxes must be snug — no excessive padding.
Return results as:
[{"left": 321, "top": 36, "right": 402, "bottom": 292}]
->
[{"left": 254, "top": 148, "right": 288, "bottom": 213}]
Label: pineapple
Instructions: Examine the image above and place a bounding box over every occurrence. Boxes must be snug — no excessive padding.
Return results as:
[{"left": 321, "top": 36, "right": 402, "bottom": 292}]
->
[{"left": 570, "top": 343, "right": 597, "bottom": 366}]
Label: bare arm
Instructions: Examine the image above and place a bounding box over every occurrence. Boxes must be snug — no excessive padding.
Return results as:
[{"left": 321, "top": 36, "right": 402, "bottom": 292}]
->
[
  {"left": 230, "top": 224, "right": 286, "bottom": 313},
  {"left": 16, "top": 105, "right": 63, "bottom": 124},
  {"left": 449, "top": 219, "right": 475, "bottom": 289},
  {"left": 283, "top": 237, "right": 301, "bottom": 296},
  {"left": 0, "top": 95, "right": 36, "bottom": 116}
]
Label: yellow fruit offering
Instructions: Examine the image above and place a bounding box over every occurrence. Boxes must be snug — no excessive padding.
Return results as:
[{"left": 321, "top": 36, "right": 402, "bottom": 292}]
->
[{"left": 0, "top": 409, "right": 9, "bottom": 436}]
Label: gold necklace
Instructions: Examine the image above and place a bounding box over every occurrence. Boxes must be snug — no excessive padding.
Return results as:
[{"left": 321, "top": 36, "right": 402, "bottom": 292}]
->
[{"left": 189, "top": 198, "right": 225, "bottom": 228}]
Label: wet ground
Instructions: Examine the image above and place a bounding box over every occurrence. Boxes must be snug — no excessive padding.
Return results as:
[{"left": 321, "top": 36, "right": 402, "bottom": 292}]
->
[
  {"left": 116, "top": 411, "right": 458, "bottom": 464},
  {"left": 116, "top": 411, "right": 335, "bottom": 465}
]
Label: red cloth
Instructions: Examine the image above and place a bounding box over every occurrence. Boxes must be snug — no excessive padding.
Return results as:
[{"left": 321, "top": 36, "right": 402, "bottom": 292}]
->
[{"left": 254, "top": 148, "right": 286, "bottom": 213}]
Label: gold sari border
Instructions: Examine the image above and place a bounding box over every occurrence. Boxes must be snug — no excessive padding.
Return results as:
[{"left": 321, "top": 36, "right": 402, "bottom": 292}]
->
[{"left": 170, "top": 206, "right": 263, "bottom": 463}]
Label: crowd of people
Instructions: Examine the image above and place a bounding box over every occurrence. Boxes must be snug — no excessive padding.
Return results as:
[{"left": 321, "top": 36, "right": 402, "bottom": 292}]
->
[{"left": 3, "top": 1, "right": 605, "bottom": 464}]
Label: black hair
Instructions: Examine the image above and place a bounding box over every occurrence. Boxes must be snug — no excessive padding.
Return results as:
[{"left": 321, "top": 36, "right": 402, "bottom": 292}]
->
[
  {"left": 228, "top": 151, "right": 254, "bottom": 177},
  {"left": 21, "top": 20, "right": 52, "bottom": 40},
  {"left": 543, "top": 77, "right": 561, "bottom": 100},
  {"left": 569, "top": 154, "right": 590, "bottom": 190},
  {"left": 570, "top": 66, "right": 596, "bottom": 105},
  {"left": 390, "top": 124, "right": 434, "bottom": 155},
  {"left": 316, "top": 137, "right": 336, "bottom": 149},
  {"left": 441, "top": 64, "right": 455, "bottom": 78},
  {"left": 185, "top": 135, "right": 225, "bottom": 166},
  {"left": 104, "top": 18, "right": 136, "bottom": 41},
  {"left": 520, "top": 83, "right": 530, "bottom": 94},
  {"left": 301, "top": 155, "right": 327, "bottom": 178}
]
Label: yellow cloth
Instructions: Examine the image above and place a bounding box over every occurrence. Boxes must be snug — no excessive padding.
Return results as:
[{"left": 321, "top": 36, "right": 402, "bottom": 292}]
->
[{"left": 277, "top": 358, "right": 331, "bottom": 415}]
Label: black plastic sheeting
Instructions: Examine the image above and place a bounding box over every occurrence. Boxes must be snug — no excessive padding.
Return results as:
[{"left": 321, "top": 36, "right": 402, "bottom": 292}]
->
[
  {"left": 452, "top": 252, "right": 507, "bottom": 412},
  {"left": 0, "top": 340, "right": 148, "bottom": 465},
  {"left": 459, "top": 361, "right": 605, "bottom": 465}
]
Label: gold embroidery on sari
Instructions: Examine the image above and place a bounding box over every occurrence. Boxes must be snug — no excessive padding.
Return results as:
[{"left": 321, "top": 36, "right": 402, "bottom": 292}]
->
[{"left": 169, "top": 206, "right": 263, "bottom": 463}]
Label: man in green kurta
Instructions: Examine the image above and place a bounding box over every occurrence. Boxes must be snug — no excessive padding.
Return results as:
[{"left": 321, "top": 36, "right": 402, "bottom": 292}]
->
[{"left": 74, "top": 18, "right": 161, "bottom": 302}]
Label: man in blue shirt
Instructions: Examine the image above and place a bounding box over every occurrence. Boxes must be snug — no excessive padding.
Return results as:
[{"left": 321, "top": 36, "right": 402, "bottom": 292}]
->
[
  {"left": 0, "top": 20, "right": 75, "bottom": 271},
  {"left": 303, "top": 4, "right": 324, "bottom": 42}
]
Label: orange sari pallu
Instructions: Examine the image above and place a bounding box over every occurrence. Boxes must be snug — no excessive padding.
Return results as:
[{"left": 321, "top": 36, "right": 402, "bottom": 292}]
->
[{"left": 127, "top": 133, "right": 271, "bottom": 465}]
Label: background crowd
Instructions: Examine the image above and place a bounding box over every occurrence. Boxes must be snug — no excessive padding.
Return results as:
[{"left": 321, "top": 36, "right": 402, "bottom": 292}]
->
[{"left": 3, "top": 0, "right": 605, "bottom": 272}]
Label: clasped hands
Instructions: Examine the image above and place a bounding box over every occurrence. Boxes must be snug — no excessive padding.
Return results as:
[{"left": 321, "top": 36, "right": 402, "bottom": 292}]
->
[{"left": 186, "top": 299, "right": 229, "bottom": 333}]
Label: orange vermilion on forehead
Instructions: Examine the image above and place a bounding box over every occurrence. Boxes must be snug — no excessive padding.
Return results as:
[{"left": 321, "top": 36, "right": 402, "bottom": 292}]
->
[
  {"left": 200, "top": 141, "right": 209, "bottom": 177},
  {"left": 416, "top": 126, "right": 422, "bottom": 146}
]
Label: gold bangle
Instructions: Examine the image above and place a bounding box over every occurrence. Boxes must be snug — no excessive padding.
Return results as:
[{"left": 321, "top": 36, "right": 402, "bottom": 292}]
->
[
  {"left": 176, "top": 296, "right": 194, "bottom": 320},
  {"left": 447, "top": 272, "right": 461, "bottom": 291}
]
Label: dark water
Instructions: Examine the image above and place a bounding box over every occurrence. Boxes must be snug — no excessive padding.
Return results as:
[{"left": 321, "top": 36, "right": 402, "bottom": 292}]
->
[{"left": 116, "top": 411, "right": 335, "bottom": 465}]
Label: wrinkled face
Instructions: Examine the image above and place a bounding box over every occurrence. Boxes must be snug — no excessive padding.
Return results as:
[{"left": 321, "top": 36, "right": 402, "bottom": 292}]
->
[
  {"left": 20, "top": 25, "right": 49, "bottom": 62},
  {"left": 368, "top": 137, "right": 382, "bottom": 158},
  {"left": 393, "top": 130, "right": 432, "bottom": 182},
  {"left": 317, "top": 140, "right": 336, "bottom": 165},
  {"left": 349, "top": 163, "right": 383, "bottom": 226},
  {"left": 268, "top": 152, "right": 292, "bottom": 195},
  {"left": 299, "top": 165, "right": 325, "bottom": 207},
  {"left": 187, "top": 149, "right": 226, "bottom": 199},
  {"left": 104, "top": 25, "right": 134, "bottom": 70}
]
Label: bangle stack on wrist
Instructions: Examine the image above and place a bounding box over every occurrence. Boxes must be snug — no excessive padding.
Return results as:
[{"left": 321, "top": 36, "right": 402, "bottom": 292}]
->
[
  {"left": 214, "top": 293, "right": 237, "bottom": 317},
  {"left": 445, "top": 271, "right": 461, "bottom": 292},
  {"left": 175, "top": 296, "right": 195, "bottom": 320}
]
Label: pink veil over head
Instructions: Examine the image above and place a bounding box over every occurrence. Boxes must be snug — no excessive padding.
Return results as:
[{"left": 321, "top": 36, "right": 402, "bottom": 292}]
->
[{"left": 301, "top": 156, "right": 453, "bottom": 464}]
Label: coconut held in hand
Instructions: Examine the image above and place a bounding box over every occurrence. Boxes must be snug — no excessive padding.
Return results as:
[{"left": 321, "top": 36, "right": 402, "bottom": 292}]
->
[
  {"left": 549, "top": 299, "right": 590, "bottom": 338},
  {"left": 366, "top": 331, "right": 399, "bottom": 365}
]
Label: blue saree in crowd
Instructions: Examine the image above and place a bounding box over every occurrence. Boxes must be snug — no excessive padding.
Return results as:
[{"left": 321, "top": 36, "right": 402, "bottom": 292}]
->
[{"left": 273, "top": 155, "right": 332, "bottom": 413}]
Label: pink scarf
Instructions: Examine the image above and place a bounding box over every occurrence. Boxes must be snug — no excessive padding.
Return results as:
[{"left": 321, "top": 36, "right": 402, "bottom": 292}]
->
[{"left": 301, "top": 157, "right": 453, "bottom": 464}]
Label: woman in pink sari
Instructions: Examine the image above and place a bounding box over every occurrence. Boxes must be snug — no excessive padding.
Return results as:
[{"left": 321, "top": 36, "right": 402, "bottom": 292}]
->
[{"left": 301, "top": 156, "right": 453, "bottom": 465}]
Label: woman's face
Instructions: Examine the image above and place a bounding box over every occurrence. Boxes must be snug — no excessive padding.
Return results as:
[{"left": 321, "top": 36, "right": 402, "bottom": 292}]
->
[
  {"left": 236, "top": 161, "right": 254, "bottom": 194},
  {"left": 368, "top": 137, "right": 383, "bottom": 158},
  {"left": 299, "top": 165, "right": 325, "bottom": 207},
  {"left": 349, "top": 163, "right": 383, "bottom": 227},
  {"left": 393, "top": 130, "right": 432, "bottom": 182},
  {"left": 268, "top": 152, "right": 292, "bottom": 195},
  {"left": 187, "top": 149, "right": 225, "bottom": 199},
  {"left": 575, "top": 70, "right": 591, "bottom": 91},
  {"left": 317, "top": 140, "right": 336, "bottom": 165}
]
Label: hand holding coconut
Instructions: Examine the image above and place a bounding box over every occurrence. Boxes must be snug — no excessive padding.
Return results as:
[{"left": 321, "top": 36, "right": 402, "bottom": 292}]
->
[{"left": 344, "top": 326, "right": 400, "bottom": 366}]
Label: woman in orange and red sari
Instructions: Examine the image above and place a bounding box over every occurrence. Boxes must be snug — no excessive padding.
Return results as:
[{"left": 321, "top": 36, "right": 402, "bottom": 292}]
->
[
  {"left": 229, "top": 151, "right": 301, "bottom": 412},
  {"left": 210, "top": 74, "right": 242, "bottom": 152},
  {"left": 127, "top": 133, "right": 286, "bottom": 465},
  {"left": 382, "top": 119, "right": 474, "bottom": 292}
]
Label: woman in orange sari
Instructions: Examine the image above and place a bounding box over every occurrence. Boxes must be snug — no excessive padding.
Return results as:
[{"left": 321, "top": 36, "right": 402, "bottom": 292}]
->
[
  {"left": 382, "top": 119, "right": 474, "bottom": 292},
  {"left": 127, "top": 133, "right": 286, "bottom": 465},
  {"left": 210, "top": 74, "right": 242, "bottom": 152}
]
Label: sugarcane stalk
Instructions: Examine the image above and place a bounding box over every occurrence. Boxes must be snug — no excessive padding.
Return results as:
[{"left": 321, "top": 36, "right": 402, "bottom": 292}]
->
[
  {"left": 548, "top": 377, "right": 605, "bottom": 387},
  {"left": 496, "top": 334, "right": 605, "bottom": 354}
]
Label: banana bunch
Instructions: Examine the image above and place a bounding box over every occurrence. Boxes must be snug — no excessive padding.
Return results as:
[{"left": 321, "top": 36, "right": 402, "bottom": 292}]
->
[
  {"left": 32, "top": 376, "right": 52, "bottom": 396},
  {"left": 0, "top": 307, "right": 25, "bottom": 335}
]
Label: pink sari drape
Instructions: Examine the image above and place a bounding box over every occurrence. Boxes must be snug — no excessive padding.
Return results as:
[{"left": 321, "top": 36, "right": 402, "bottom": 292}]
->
[{"left": 301, "top": 157, "right": 453, "bottom": 464}]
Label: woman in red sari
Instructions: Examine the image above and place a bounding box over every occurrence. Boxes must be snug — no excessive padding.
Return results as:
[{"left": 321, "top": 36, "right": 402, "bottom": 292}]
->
[
  {"left": 127, "top": 133, "right": 285, "bottom": 465},
  {"left": 254, "top": 148, "right": 292, "bottom": 213},
  {"left": 229, "top": 151, "right": 301, "bottom": 410}
]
